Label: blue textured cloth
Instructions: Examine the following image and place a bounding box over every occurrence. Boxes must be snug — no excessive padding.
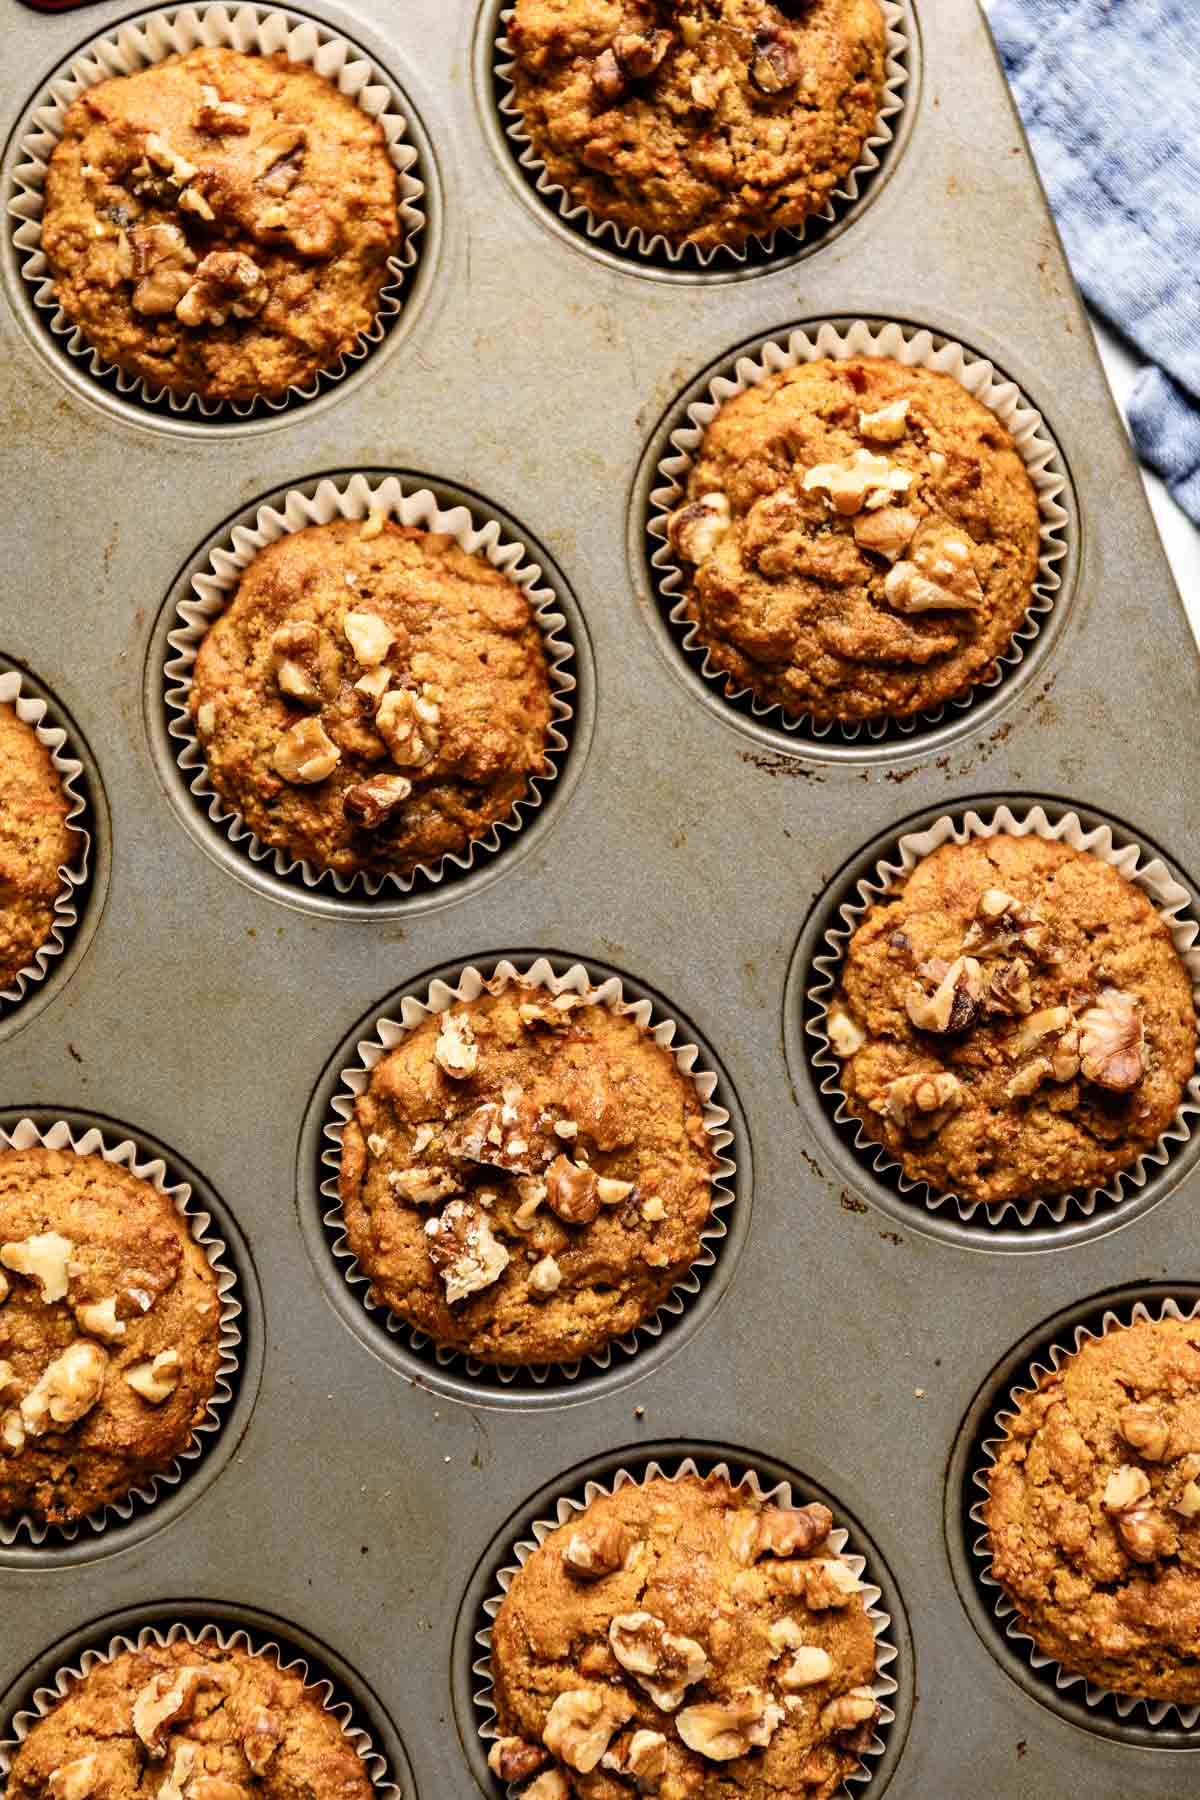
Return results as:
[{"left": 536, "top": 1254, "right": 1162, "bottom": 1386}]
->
[{"left": 988, "top": 0, "right": 1200, "bottom": 523}]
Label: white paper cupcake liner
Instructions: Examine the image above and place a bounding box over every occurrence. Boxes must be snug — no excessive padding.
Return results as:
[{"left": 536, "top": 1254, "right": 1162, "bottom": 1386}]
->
[
  {"left": 321, "top": 958, "right": 736, "bottom": 1383},
  {"left": 807, "top": 804, "right": 1200, "bottom": 1228},
  {"left": 8, "top": 3, "right": 427, "bottom": 420},
  {"left": 648, "top": 319, "right": 1070, "bottom": 742},
  {"left": 165, "top": 474, "right": 576, "bottom": 898},
  {"left": 495, "top": 2, "right": 910, "bottom": 268},
  {"left": 0, "top": 671, "right": 90, "bottom": 1018},
  {"left": 970, "top": 1294, "right": 1200, "bottom": 1730},
  {"left": 0, "top": 1116, "right": 242, "bottom": 1546},
  {"left": 473, "top": 1456, "right": 898, "bottom": 1795},
  {"left": 0, "top": 1619, "right": 397, "bottom": 1795}
]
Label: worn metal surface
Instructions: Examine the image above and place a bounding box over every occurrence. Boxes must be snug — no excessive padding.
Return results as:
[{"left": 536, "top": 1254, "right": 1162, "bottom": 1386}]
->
[{"left": 1, "top": 0, "right": 1198, "bottom": 1793}]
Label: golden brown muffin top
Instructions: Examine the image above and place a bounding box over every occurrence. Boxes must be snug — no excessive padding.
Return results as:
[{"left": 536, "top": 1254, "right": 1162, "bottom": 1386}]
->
[
  {"left": 42, "top": 47, "right": 401, "bottom": 403},
  {"left": 985, "top": 1316, "right": 1200, "bottom": 1703},
  {"left": 509, "top": 0, "right": 886, "bottom": 250},
  {"left": 0, "top": 704, "right": 74, "bottom": 992},
  {"left": 0, "top": 1147, "right": 223, "bottom": 1526},
  {"left": 489, "top": 1473, "right": 880, "bottom": 1798},
  {"left": 829, "top": 836, "right": 1197, "bottom": 1208}
]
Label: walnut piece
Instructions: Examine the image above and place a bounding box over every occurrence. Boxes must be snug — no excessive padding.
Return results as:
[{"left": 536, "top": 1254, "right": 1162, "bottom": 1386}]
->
[
  {"left": 376, "top": 687, "right": 439, "bottom": 768},
  {"left": 962, "top": 888, "right": 1053, "bottom": 961},
  {"left": 132, "top": 1667, "right": 221, "bottom": 1756},
  {"left": 387, "top": 1167, "right": 460, "bottom": 1205},
  {"left": 272, "top": 717, "right": 340, "bottom": 784},
  {"left": 434, "top": 1012, "right": 477, "bottom": 1078},
  {"left": 545, "top": 1154, "right": 601, "bottom": 1224},
  {"left": 255, "top": 125, "right": 307, "bottom": 193},
  {"left": 1103, "top": 1464, "right": 1152, "bottom": 1512},
  {"left": 858, "top": 399, "right": 910, "bottom": 443},
  {"left": 754, "top": 1502, "right": 833, "bottom": 1559},
  {"left": 802, "top": 450, "right": 912, "bottom": 517},
  {"left": 984, "top": 958, "right": 1033, "bottom": 1017},
  {"left": 47, "top": 1754, "right": 100, "bottom": 1800},
  {"left": 905, "top": 955, "right": 983, "bottom": 1034},
  {"left": 596, "top": 1176, "right": 635, "bottom": 1205},
  {"left": 519, "top": 993, "right": 585, "bottom": 1031},
  {"left": 343, "top": 610, "right": 394, "bottom": 667},
  {"left": 542, "top": 1687, "right": 635, "bottom": 1774},
  {"left": 608, "top": 1612, "right": 710, "bottom": 1711},
  {"left": 20, "top": 1341, "right": 107, "bottom": 1435},
  {"left": 240, "top": 1705, "right": 282, "bottom": 1775},
  {"left": 1, "top": 1230, "right": 73, "bottom": 1302},
  {"left": 124, "top": 1348, "right": 181, "bottom": 1404},
  {"left": 562, "top": 1519, "right": 634, "bottom": 1580},
  {"left": 825, "top": 1005, "right": 865, "bottom": 1056},
  {"left": 487, "top": 1738, "right": 550, "bottom": 1784},
  {"left": 270, "top": 622, "right": 324, "bottom": 709},
  {"left": 780, "top": 1645, "right": 836, "bottom": 1690},
  {"left": 176, "top": 251, "right": 269, "bottom": 327},
  {"left": 667, "top": 492, "right": 731, "bottom": 564},
  {"left": 749, "top": 23, "right": 801, "bottom": 92},
  {"left": 0, "top": 1409, "right": 24, "bottom": 1453},
  {"left": 853, "top": 505, "right": 919, "bottom": 562},
  {"left": 1173, "top": 1479, "right": 1200, "bottom": 1520},
  {"left": 819, "top": 1688, "right": 878, "bottom": 1735},
  {"left": 425, "top": 1200, "right": 509, "bottom": 1304},
  {"left": 676, "top": 1692, "right": 784, "bottom": 1762},
  {"left": 601, "top": 1728, "right": 670, "bottom": 1790},
  {"left": 523, "top": 1773, "right": 569, "bottom": 1800},
  {"left": 1119, "top": 1403, "right": 1170, "bottom": 1462},
  {"left": 145, "top": 131, "right": 198, "bottom": 184},
  {"left": 1116, "top": 1506, "right": 1176, "bottom": 1562},
  {"left": 73, "top": 1295, "right": 126, "bottom": 1343},
  {"left": 879, "top": 1071, "right": 963, "bottom": 1139},
  {"left": 591, "top": 47, "right": 627, "bottom": 101},
  {"left": 613, "top": 28, "right": 672, "bottom": 75},
  {"left": 158, "top": 1742, "right": 197, "bottom": 1800},
  {"left": 194, "top": 84, "right": 250, "bottom": 133},
  {"left": 788, "top": 1557, "right": 863, "bottom": 1610},
  {"left": 124, "top": 222, "right": 195, "bottom": 316},
  {"left": 1079, "top": 988, "right": 1145, "bottom": 1092},
  {"left": 450, "top": 1097, "right": 533, "bottom": 1173},
  {"left": 883, "top": 548, "right": 981, "bottom": 614},
  {"left": 528, "top": 1254, "right": 562, "bottom": 1297},
  {"left": 343, "top": 774, "right": 412, "bottom": 829}
]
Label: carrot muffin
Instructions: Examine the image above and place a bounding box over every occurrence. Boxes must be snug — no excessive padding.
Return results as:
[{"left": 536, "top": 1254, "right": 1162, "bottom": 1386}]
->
[
  {"left": 5, "top": 1638, "right": 375, "bottom": 1800},
  {"left": 507, "top": 0, "right": 886, "bottom": 250},
  {"left": 984, "top": 1315, "right": 1200, "bottom": 1703},
  {"left": 41, "top": 46, "right": 402, "bottom": 403},
  {"left": 487, "top": 1473, "right": 880, "bottom": 1798},
  {"left": 0, "top": 1146, "right": 223, "bottom": 1526},
  {"left": 338, "top": 980, "right": 716, "bottom": 1365},
  {"left": 665, "top": 357, "right": 1042, "bottom": 724},
  {"left": 0, "top": 704, "right": 73, "bottom": 992},
  {"left": 190, "top": 516, "right": 554, "bottom": 882},
  {"left": 826, "top": 836, "right": 1197, "bottom": 1208}
]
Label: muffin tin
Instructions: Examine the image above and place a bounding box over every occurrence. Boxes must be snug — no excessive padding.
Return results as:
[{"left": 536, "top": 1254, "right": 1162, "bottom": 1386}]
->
[{"left": 1, "top": 0, "right": 1198, "bottom": 1794}]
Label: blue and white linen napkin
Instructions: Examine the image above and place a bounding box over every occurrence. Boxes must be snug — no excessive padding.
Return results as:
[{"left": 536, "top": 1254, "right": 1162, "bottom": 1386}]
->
[{"left": 987, "top": 0, "right": 1200, "bottom": 523}]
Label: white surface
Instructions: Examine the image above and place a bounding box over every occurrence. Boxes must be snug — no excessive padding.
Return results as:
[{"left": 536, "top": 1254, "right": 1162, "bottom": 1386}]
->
[{"left": 1091, "top": 315, "right": 1200, "bottom": 641}]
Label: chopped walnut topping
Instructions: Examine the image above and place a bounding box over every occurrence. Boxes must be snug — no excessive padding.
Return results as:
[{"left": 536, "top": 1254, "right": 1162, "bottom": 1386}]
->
[
  {"left": 1011, "top": 1005, "right": 1071, "bottom": 1057},
  {"left": 601, "top": 1729, "right": 669, "bottom": 1789},
  {"left": 158, "top": 1743, "right": 197, "bottom": 1800},
  {"left": 124, "top": 222, "right": 196, "bottom": 316},
  {"left": 269, "top": 620, "right": 324, "bottom": 707},
  {"left": 178, "top": 186, "right": 215, "bottom": 221},
  {"left": 73, "top": 1295, "right": 126, "bottom": 1343},
  {"left": 780, "top": 1645, "right": 836, "bottom": 1689},
  {"left": 522, "top": 1773, "right": 569, "bottom": 1800},
  {"left": 124, "top": 1348, "right": 181, "bottom": 1404},
  {"left": 343, "top": 774, "right": 412, "bottom": 829},
  {"left": 1079, "top": 987, "right": 1145, "bottom": 1091},
  {"left": 879, "top": 1070, "right": 963, "bottom": 1138},
  {"left": 512, "top": 1177, "right": 548, "bottom": 1231},
  {"left": 272, "top": 716, "right": 340, "bottom": 784},
  {"left": 676, "top": 1693, "right": 784, "bottom": 1762},
  {"left": 545, "top": 1154, "right": 601, "bottom": 1224},
  {"left": 20, "top": 1341, "right": 106, "bottom": 1434},
  {"left": 543, "top": 1688, "right": 635, "bottom": 1774},
  {"left": 754, "top": 1503, "right": 833, "bottom": 1559},
  {"left": 905, "top": 955, "right": 984, "bottom": 1034},
  {"left": 563, "top": 1519, "right": 635, "bottom": 1579},
  {"left": 1116, "top": 1506, "right": 1176, "bottom": 1562},
  {"left": 910, "top": 524, "right": 984, "bottom": 607},
  {"left": 883, "top": 545, "right": 982, "bottom": 613},
  {"left": 786, "top": 1557, "right": 863, "bottom": 1611},
  {"left": 487, "top": 1738, "right": 550, "bottom": 1784},
  {"left": 858, "top": 398, "right": 910, "bottom": 443},
  {"left": 613, "top": 28, "right": 673, "bottom": 75},
  {"left": 255, "top": 125, "right": 307, "bottom": 193},
  {"left": 963, "top": 888, "right": 1053, "bottom": 961},
  {"left": 194, "top": 84, "right": 250, "bottom": 133},
  {"left": 803, "top": 450, "right": 912, "bottom": 517},
  {"left": 749, "top": 23, "right": 801, "bottom": 92},
  {"left": 519, "top": 993, "right": 585, "bottom": 1030},
  {"left": 434, "top": 1012, "right": 478, "bottom": 1078},
  {"left": 177, "top": 251, "right": 268, "bottom": 328},
  {"left": 596, "top": 1175, "right": 635, "bottom": 1205},
  {"left": 354, "top": 667, "right": 391, "bottom": 709},
  {"left": 591, "top": 47, "right": 627, "bottom": 100},
  {"left": 852, "top": 505, "right": 919, "bottom": 562},
  {"left": 1173, "top": 1479, "right": 1200, "bottom": 1520},
  {"left": 984, "top": 957, "right": 1033, "bottom": 1017},
  {"left": 1004, "top": 1057, "right": 1053, "bottom": 1100},
  {"left": 145, "top": 132, "right": 198, "bottom": 184},
  {"left": 47, "top": 1754, "right": 100, "bottom": 1800},
  {"left": 1103, "top": 1464, "right": 1152, "bottom": 1512},
  {"left": 132, "top": 1667, "right": 221, "bottom": 1757},
  {"left": 690, "top": 66, "right": 730, "bottom": 108},
  {"left": 0, "top": 1410, "right": 24, "bottom": 1453},
  {"left": 825, "top": 1005, "right": 866, "bottom": 1056},
  {"left": 376, "top": 687, "right": 439, "bottom": 768},
  {"left": 387, "top": 1167, "right": 460, "bottom": 1205},
  {"left": 819, "top": 1688, "right": 878, "bottom": 1735},
  {"left": 1118, "top": 1403, "right": 1170, "bottom": 1461},
  {"left": 450, "top": 1099, "right": 532, "bottom": 1173},
  {"left": 667, "top": 491, "right": 732, "bottom": 565},
  {"left": 425, "top": 1200, "right": 509, "bottom": 1304},
  {"left": 609, "top": 1612, "right": 710, "bottom": 1711},
  {"left": 344, "top": 610, "right": 394, "bottom": 667},
  {"left": 240, "top": 1707, "right": 282, "bottom": 1775},
  {"left": 641, "top": 1195, "right": 666, "bottom": 1223},
  {"left": 1, "top": 1231, "right": 73, "bottom": 1302},
  {"left": 528, "top": 1254, "right": 562, "bottom": 1297}
]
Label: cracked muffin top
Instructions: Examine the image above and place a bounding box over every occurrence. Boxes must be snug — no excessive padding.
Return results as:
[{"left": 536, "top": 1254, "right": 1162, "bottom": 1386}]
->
[
  {"left": 666, "top": 356, "right": 1042, "bottom": 725},
  {"left": 984, "top": 1315, "right": 1200, "bottom": 1704},
  {"left": 0, "top": 1147, "right": 223, "bottom": 1526},
  {"left": 337, "top": 980, "right": 716, "bottom": 1366},
  {"left": 507, "top": 0, "right": 886, "bottom": 250},
  {"left": 827, "top": 836, "right": 1197, "bottom": 1209},
  {"left": 5, "top": 1639, "right": 376, "bottom": 1800},
  {"left": 487, "top": 1473, "right": 880, "bottom": 1799},
  {"left": 41, "top": 46, "right": 402, "bottom": 403},
  {"left": 190, "top": 515, "right": 554, "bottom": 882},
  {"left": 0, "top": 704, "right": 74, "bottom": 994}
]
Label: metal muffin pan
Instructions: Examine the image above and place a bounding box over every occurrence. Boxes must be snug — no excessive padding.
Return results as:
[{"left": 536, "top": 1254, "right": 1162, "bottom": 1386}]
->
[{"left": 1, "top": 0, "right": 1197, "bottom": 1793}]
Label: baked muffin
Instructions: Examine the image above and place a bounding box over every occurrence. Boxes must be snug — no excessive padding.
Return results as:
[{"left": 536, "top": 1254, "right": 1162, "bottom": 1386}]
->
[
  {"left": 665, "top": 357, "right": 1042, "bottom": 724},
  {"left": 0, "top": 1146, "right": 223, "bottom": 1526},
  {"left": 5, "top": 1638, "right": 375, "bottom": 1800},
  {"left": 0, "top": 704, "right": 74, "bottom": 992},
  {"left": 338, "top": 980, "right": 716, "bottom": 1365},
  {"left": 487, "top": 1473, "right": 880, "bottom": 1798},
  {"left": 190, "top": 516, "right": 554, "bottom": 882},
  {"left": 41, "top": 46, "right": 402, "bottom": 403},
  {"left": 507, "top": 0, "right": 886, "bottom": 250},
  {"left": 984, "top": 1315, "right": 1200, "bottom": 1703},
  {"left": 827, "top": 836, "right": 1197, "bottom": 1208}
]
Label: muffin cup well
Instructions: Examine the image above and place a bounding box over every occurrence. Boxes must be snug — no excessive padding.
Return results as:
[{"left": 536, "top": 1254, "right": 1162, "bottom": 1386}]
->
[
  {"left": 320, "top": 958, "right": 736, "bottom": 1382},
  {"left": 494, "top": 2, "right": 910, "bottom": 269},
  {"left": 8, "top": 4, "right": 426, "bottom": 420},
  {"left": 0, "top": 671, "right": 90, "bottom": 1019},
  {"left": 648, "top": 319, "right": 1069, "bottom": 742},
  {"left": 969, "top": 1295, "right": 1200, "bottom": 1730},
  {"left": 473, "top": 1455, "right": 898, "bottom": 1795},
  {"left": 807, "top": 804, "right": 1200, "bottom": 1228},
  {"left": 0, "top": 1619, "right": 397, "bottom": 1794},
  {"left": 0, "top": 1116, "right": 242, "bottom": 1546},
  {"left": 165, "top": 474, "right": 576, "bottom": 897}
]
